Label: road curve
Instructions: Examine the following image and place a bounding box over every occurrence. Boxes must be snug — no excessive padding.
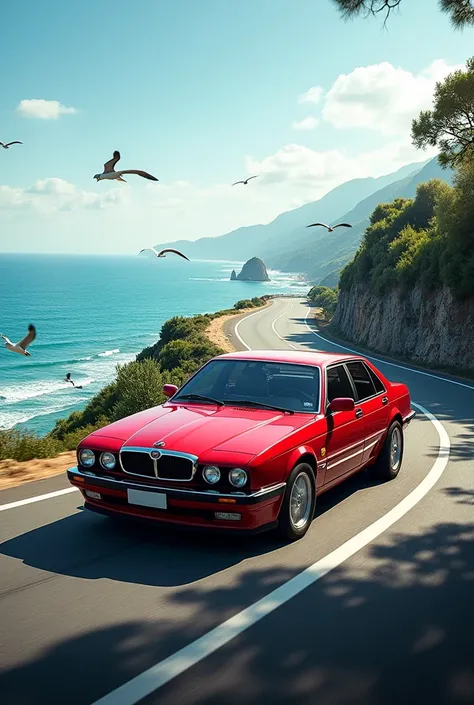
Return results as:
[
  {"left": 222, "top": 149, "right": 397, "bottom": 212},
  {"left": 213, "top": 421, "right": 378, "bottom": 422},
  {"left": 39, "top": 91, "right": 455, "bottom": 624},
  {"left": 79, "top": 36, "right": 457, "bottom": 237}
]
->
[{"left": 1, "top": 297, "right": 473, "bottom": 705}]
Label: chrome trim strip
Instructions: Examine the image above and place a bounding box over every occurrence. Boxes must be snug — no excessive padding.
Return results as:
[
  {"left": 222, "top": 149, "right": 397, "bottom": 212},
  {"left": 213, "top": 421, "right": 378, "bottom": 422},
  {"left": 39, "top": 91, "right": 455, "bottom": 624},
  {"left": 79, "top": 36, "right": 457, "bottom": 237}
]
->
[
  {"left": 119, "top": 447, "right": 197, "bottom": 482},
  {"left": 69, "top": 467, "right": 285, "bottom": 499},
  {"left": 324, "top": 429, "right": 385, "bottom": 463},
  {"left": 326, "top": 447, "right": 364, "bottom": 470},
  {"left": 403, "top": 410, "right": 416, "bottom": 424},
  {"left": 364, "top": 438, "right": 381, "bottom": 452}
]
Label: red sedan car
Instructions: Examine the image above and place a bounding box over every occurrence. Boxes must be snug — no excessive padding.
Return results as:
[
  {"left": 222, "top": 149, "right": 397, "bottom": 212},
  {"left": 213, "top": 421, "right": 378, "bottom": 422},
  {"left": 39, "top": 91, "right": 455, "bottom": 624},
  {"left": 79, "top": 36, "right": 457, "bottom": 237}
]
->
[{"left": 68, "top": 350, "right": 415, "bottom": 541}]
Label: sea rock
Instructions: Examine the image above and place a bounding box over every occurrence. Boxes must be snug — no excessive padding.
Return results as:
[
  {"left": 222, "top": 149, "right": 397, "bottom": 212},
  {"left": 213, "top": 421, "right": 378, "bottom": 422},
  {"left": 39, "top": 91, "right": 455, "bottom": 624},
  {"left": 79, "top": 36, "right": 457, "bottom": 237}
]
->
[
  {"left": 230, "top": 269, "right": 237, "bottom": 281},
  {"left": 234, "top": 257, "right": 270, "bottom": 282},
  {"left": 333, "top": 283, "right": 474, "bottom": 374}
]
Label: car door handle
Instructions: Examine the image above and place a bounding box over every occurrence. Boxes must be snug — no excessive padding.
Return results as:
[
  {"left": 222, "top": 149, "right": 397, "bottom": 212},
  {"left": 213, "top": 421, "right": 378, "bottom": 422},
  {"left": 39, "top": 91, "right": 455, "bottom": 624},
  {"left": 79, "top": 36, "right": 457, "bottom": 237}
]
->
[
  {"left": 355, "top": 408, "right": 363, "bottom": 419},
  {"left": 382, "top": 397, "right": 388, "bottom": 405}
]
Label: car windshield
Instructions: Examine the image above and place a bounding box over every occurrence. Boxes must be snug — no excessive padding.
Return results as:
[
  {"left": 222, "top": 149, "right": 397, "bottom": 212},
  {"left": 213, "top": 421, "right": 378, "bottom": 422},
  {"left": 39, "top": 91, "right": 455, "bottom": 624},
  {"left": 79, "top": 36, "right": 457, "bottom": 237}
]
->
[{"left": 173, "top": 359, "right": 320, "bottom": 413}]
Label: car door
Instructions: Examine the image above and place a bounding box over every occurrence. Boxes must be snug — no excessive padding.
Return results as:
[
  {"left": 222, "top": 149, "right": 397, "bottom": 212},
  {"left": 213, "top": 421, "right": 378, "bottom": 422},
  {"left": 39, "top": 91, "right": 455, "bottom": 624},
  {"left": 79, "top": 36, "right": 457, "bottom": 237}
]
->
[
  {"left": 323, "top": 363, "right": 365, "bottom": 485},
  {"left": 344, "top": 360, "right": 389, "bottom": 465}
]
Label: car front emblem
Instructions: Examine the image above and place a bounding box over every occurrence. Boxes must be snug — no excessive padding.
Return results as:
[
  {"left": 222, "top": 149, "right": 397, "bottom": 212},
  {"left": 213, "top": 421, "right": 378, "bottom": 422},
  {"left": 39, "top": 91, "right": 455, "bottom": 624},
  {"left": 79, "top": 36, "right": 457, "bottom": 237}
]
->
[
  {"left": 150, "top": 450, "right": 162, "bottom": 460},
  {"left": 153, "top": 441, "right": 165, "bottom": 448}
]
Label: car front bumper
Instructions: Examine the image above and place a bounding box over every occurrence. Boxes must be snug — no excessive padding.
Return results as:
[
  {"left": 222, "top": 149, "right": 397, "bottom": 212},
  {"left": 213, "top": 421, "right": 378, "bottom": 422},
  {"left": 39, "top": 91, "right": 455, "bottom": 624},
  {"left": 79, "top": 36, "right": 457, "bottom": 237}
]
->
[{"left": 67, "top": 467, "right": 285, "bottom": 533}]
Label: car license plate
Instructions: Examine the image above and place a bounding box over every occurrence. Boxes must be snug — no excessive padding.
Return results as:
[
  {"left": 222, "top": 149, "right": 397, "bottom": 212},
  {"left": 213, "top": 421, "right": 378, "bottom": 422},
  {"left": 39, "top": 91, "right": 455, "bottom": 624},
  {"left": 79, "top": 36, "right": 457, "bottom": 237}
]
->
[{"left": 127, "top": 489, "right": 167, "bottom": 510}]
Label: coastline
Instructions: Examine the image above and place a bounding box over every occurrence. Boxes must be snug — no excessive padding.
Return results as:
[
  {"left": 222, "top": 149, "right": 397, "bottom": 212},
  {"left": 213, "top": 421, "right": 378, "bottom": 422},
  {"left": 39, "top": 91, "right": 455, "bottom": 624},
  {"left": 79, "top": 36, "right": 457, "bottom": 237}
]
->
[{"left": 0, "top": 297, "right": 272, "bottom": 491}]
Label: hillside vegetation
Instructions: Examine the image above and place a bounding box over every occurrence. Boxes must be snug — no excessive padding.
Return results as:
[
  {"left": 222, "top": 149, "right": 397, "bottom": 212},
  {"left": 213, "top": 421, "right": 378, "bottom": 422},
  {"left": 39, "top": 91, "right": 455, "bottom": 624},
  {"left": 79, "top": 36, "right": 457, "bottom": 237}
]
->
[
  {"left": 0, "top": 298, "right": 266, "bottom": 462},
  {"left": 339, "top": 163, "right": 474, "bottom": 299}
]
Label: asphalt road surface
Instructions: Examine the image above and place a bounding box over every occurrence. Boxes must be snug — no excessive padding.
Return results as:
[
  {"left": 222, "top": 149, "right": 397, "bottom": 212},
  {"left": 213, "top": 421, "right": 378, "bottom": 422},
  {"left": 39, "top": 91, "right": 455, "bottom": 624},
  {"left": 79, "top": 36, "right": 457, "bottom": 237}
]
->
[{"left": 1, "top": 297, "right": 473, "bottom": 705}]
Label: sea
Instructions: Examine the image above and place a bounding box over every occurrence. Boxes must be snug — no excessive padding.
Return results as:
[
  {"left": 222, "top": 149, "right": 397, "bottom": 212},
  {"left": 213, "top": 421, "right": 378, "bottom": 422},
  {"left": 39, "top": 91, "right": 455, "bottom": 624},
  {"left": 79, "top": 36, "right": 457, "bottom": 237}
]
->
[{"left": 0, "top": 253, "right": 308, "bottom": 436}]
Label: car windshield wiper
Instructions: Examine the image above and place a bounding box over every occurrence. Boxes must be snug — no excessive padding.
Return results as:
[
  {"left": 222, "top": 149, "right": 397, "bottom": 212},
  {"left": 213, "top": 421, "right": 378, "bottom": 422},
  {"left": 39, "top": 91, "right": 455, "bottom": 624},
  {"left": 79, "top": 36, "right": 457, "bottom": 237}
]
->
[
  {"left": 173, "top": 393, "right": 224, "bottom": 406},
  {"left": 227, "top": 399, "right": 295, "bottom": 415}
]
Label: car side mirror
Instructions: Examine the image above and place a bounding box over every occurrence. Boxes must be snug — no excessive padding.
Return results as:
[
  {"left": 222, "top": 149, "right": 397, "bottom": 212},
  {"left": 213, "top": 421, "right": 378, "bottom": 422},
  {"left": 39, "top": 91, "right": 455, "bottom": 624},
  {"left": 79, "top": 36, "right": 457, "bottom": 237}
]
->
[
  {"left": 163, "top": 384, "right": 178, "bottom": 398},
  {"left": 328, "top": 397, "right": 355, "bottom": 413}
]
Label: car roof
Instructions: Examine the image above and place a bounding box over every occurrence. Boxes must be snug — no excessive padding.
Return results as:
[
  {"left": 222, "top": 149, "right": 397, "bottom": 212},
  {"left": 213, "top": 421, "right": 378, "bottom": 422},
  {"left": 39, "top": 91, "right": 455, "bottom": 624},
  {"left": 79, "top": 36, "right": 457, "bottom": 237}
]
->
[{"left": 216, "top": 349, "right": 363, "bottom": 368}]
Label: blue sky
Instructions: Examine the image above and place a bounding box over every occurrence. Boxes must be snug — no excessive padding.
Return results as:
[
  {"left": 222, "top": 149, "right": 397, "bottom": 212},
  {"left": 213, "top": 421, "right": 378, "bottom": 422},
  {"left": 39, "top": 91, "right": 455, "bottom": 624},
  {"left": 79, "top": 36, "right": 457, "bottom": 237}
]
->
[{"left": 1, "top": 0, "right": 473, "bottom": 254}]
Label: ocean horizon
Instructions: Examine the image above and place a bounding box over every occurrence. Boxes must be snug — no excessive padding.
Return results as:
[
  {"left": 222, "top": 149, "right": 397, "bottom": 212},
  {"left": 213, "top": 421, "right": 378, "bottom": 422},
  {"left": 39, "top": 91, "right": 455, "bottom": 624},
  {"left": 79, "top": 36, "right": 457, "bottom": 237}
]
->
[{"left": 0, "top": 253, "right": 308, "bottom": 436}]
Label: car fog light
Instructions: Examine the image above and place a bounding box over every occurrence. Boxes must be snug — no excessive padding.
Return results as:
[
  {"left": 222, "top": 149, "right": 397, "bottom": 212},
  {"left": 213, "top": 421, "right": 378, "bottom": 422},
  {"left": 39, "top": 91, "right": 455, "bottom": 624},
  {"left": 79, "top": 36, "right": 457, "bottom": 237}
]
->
[
  {"left": 215, "top": 512, "right": 241, "bottom": 521},
  {"left": 229, "top": 468, "right": 248, "bottom": 488},
  {"left": 79, "top": 448, "right": 95, "bottom": 467},
  {"left": 203, "top": 465, "right": 221, "bottom": 484},
  {"left": 100, "top": 452, "right": 116, "bottom": 470},
  {"left": 85, "top": 490, "right": 101, "bottom": 500}
]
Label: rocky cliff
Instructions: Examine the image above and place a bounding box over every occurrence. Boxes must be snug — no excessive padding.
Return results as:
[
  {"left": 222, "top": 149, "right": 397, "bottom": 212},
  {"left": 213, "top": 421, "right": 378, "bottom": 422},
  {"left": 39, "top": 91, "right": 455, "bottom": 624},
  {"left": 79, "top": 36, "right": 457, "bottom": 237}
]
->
[
  {"left": 233, "top": 257, "right": 270, "bottom": 282},
  {"left": 333, "top": 284, "right": 474, "bottom": 373},
  {"left": 230, "top": 269, "right": 237, "bottom": 281}
]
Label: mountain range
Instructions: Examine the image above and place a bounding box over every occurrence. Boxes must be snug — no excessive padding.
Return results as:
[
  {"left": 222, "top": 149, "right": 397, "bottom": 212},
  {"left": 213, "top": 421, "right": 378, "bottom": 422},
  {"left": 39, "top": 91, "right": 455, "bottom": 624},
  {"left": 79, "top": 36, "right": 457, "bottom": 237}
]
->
[{"left": 158, "top": 156, "right": 454, "bottom": 286}]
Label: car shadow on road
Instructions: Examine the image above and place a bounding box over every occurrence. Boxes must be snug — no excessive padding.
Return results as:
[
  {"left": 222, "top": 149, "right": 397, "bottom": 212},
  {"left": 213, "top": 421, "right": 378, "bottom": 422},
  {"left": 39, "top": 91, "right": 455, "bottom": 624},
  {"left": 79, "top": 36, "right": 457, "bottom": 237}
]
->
[
  {"left": 2, "top": 510, "right": 474, "bottom": 705},
  {"left": 0, "top": 464, "right": 385, "bottom": 588}
]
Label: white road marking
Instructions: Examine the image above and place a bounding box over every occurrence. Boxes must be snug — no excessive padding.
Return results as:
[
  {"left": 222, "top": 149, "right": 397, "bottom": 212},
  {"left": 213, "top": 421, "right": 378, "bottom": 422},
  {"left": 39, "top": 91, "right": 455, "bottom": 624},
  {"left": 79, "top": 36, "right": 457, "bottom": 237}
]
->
[
  {"left": 90, "top": 402, "right": 449, "bottom": 705},
  {"left": 234, "top": 300, "right": 276, "bottom": 350},
  {"left": 303, "top": 306, "right": 474, "bottom": 391},
  {"left": 0, "top": 487, "right": 78, "bottom": 512},
  {"left": 271, "top": 303, "right": 300, "bottom": 349}
]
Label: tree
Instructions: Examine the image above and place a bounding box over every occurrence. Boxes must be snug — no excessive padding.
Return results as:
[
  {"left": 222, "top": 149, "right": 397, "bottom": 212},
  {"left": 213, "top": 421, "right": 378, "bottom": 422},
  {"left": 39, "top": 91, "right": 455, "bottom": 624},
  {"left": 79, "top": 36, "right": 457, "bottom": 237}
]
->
[
  {"left": 331, "top": 0, "right": 474, "bottom": 28},
  {"left": 411, "top": 57, "right": 474, "bottom": 167}
]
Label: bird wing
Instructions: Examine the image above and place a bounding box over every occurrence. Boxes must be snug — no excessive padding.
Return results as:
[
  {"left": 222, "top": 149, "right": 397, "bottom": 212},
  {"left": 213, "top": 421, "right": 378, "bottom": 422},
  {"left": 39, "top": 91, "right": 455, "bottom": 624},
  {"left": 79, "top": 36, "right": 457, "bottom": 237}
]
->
[
  {"left": 332, "top": 223, "right": 352, "bottom": 229},
  {"left": 119, "top": 170, "right": 158, "bottom": 181},
  {"left": 306, "top": 223, "right": 329, "bottom": 229},
  {"left": 17, "top": 324, "right": 36, "bottom": 350},
  {"left": 246, "top": 175, "right": 259, "bottom": 182},
  {"left": 231, "top": 181, "right": 245, "bottom": 186},
  {"left": 139, "top": 247, "right": 159, "bottom": 257},
  {"left": 6, "top": 141, "right": 22, "bottom": 147},
  {"left": 158, "top": 248, "right": 190, "bottom": 261},
  {"left": 104, "top": 151, "right": 121, "bottom": 173},
  {"left": 1, "top": 334, "right": 12, "bottom": 345},
  {"left": 0, "top": 142, "right": 4, "bottom": 147}
]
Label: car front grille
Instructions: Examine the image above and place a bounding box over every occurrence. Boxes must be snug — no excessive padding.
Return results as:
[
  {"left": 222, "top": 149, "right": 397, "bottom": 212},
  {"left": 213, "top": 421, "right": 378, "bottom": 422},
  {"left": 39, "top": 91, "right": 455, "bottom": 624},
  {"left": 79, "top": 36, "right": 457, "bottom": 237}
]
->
[{"left": 120, "top": 450, "right": 195, "bottom": 482}]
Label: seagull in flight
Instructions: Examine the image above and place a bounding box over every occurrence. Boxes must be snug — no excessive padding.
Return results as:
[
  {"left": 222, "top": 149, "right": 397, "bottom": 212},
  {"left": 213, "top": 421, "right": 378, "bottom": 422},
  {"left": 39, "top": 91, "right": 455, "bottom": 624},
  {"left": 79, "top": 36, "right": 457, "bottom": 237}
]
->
[
  {"left": 2, "top": 324, "right": 36, "bottom": 356},
  {"left": 306, "top": 222, "right": 352, "bottom": 233},
  {"left": 139, "top": 247, "right": 190, "bottom": 261},
  {"left": 65, "top": 372, "right": 82, "bottom": 389},
  {"left": 94, "top": 151, "right": 158, "bottom": 183},
  {"left": 232, "top": 175, "right": 259, "bottom": 186},
  {"left": 0, "top": 141, "right": 22, "bottom": 149}
]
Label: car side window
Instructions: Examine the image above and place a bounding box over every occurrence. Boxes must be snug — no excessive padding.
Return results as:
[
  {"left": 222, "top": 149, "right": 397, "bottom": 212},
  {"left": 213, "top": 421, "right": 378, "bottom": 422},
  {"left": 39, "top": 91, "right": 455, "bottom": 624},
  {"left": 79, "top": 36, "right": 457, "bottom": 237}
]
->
[
  {"left": 365, "top": 364, "right": 385, "bottom": 393},
  {"left": 326, "top": 364, "right": 355, "bottom": 403},
  {"left": 345, "top": 361, "right": 377, "bottom": 401}
]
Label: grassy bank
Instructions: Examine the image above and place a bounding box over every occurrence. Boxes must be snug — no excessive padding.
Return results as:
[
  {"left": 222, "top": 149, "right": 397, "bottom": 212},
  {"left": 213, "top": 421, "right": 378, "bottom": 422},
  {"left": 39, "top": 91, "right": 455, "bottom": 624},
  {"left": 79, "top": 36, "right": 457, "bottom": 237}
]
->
[{"left": 0, "top": 297, "right": 267, "bottom": 465}]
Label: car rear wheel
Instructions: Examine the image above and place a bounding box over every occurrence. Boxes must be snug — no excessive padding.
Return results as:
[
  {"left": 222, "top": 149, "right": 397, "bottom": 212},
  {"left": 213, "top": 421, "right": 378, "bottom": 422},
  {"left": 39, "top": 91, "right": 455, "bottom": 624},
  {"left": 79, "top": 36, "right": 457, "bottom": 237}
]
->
[
  {"left": 277, "top": 463, "right": 316, "bottom": 541},
  {"left": 371, "top": 420, "right": 404, "bottom": 481}
]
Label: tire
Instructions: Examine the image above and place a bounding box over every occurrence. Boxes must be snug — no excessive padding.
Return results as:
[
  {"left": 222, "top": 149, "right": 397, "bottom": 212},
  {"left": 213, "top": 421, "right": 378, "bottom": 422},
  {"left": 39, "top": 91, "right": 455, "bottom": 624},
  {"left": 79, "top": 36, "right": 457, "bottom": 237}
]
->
[
  {"left": 277, "top": 463, "right": 316, "bottom": 542},
  {"left": 371, "top": 420, "right": 404, "bottom": 481}
]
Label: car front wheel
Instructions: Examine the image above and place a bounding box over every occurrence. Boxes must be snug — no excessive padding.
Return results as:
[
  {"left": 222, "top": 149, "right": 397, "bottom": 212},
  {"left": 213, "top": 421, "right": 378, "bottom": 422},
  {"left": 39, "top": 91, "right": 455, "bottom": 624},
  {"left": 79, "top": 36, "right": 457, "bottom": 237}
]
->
[
  {"left": 371, "top": 420, "right": 404, "bottom": 481},
  {"left": 277, "top": 463, "right": 316, "bottom": 541}
]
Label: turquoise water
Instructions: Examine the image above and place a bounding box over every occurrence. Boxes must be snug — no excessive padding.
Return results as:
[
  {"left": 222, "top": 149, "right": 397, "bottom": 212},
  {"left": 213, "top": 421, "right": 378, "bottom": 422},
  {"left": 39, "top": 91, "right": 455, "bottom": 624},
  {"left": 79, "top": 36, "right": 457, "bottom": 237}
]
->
[{"left": 0, "top": 253, "right": 307, "bottom": 435}]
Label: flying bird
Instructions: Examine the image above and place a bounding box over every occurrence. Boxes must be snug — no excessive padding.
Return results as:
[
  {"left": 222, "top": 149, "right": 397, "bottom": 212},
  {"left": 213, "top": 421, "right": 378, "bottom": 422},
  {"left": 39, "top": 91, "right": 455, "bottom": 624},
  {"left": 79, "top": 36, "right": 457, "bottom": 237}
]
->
[
  {"left": 231, "top": 175, "right": 259, "bottom": 186},
  {"left": 64, "top": 372, "right": 82, "bottom": 389},
  {"left": 139, "top": 247, "right": 190, "bottom": 261},
  {"left": 2, "top": 324, "right": 36, "bottom": 357},
  {"left": 0, "top": 141, "right": 22, "bottom": 149},
  {"left": 306, "top": 222, "right": 352, "bottom": 233},
  {"left": 94, "top": 151, "right": 158, "bottom": 183}
]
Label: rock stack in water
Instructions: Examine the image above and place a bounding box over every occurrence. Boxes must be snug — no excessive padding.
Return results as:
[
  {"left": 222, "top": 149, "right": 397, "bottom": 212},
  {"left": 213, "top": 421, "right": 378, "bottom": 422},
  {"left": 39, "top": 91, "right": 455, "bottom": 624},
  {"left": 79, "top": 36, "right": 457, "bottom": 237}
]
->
[
  {"left": 230, "top": 270, "right": 237, "bottom": 281},
  {"left": 231, "top": 257, "right": 270, "bottom": 282}
]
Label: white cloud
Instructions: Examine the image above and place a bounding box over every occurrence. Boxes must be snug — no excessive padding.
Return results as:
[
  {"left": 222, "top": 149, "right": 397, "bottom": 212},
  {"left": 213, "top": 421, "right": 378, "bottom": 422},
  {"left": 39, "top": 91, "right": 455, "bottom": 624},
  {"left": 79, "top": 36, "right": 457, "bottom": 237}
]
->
[
  {"left": 292, "top": 116, "right": 319, "bottom": 131},
  {"left": 322, "top": 59, "right": 464, "bottom": 135},
  {"left": 299, "top": 86, "right": 324, "bottom": 105},
  {"left": 0, "top": 178, "right": 128, "bottom": 214},
  {"left": 245, "top": 139, "right": 436, "bottom": 190},
  {"left": 17, "top": 99, "right": 77, "bottom": 119}
]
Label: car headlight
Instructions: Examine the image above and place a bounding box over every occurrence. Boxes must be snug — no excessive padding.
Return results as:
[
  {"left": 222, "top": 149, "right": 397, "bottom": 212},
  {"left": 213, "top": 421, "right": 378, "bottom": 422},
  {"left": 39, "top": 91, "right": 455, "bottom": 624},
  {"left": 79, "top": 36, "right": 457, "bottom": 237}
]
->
[
  {"left": 229, "top": 468, "right": 248, "bottom": 488},
  {"left": 100, "top": 452, "right": 116, "bottom": 470},
  {"left": 79, "top": 448, "right": 95, "bottom": 467},
  {"left": 203, "top": 465, "right": 221, "bottom": 484}
]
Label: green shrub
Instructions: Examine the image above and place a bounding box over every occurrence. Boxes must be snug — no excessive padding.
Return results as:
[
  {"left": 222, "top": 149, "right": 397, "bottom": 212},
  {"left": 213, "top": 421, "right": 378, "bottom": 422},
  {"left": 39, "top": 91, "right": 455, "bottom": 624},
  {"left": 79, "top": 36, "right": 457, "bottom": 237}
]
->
[
  {"left": 340, "top": 173, "right": 474, "bottom": 299},
  {"left": 0, "top": 428, "right": 63, "bottom": 462},
  {"left": 307, "top": 285, "right": 339, "bottom": 320}
]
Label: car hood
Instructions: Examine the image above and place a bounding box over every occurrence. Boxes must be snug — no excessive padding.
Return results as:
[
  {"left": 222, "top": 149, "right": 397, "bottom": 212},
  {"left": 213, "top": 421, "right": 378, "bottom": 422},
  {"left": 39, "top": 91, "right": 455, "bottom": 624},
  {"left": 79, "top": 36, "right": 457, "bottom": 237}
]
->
[{"left": 102, "top": 403, "right": 313, "bottom": 460}]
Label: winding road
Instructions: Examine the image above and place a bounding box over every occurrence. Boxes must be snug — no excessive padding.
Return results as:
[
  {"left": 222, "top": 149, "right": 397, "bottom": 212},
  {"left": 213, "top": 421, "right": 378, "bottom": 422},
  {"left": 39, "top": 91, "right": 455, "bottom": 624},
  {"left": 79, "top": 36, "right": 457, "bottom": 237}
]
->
[{"left": 1, "top": 297, "right": 473, "bottom": 705}]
